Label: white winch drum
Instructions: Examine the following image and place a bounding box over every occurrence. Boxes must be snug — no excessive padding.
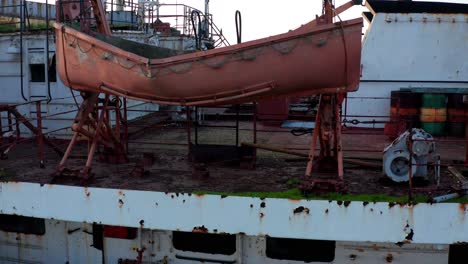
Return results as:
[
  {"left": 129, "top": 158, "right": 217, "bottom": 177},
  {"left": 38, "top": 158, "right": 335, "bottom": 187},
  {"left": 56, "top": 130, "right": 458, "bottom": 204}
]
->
[{"left": 384, "top": 151, "right": 418, "bottom": 182}]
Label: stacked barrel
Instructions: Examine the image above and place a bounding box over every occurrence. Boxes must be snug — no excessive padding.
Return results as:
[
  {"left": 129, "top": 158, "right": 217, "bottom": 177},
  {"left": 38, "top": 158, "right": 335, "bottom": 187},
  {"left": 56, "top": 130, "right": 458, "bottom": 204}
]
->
[
  {"left": 385, "top": 91, "right": 421, "bottom": 138},
  {"left": 386, "top": 91, "right": 467, "bottom": 138},
  {"left": 420, "top": 94, "right": 447, "bottom": 136}
]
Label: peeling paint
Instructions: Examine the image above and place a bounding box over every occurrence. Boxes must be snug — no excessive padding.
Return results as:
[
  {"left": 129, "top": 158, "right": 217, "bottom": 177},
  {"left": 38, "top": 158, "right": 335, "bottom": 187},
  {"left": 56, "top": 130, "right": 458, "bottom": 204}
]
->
[
  {"left": 293, "top": 206, "right": 310, "bottom": 214},
  {"left": 1, "top": 182, "right": 468, "bottom": 243},
  {"left": 385, "top": 253, "right": 393, "bottom": 263}
]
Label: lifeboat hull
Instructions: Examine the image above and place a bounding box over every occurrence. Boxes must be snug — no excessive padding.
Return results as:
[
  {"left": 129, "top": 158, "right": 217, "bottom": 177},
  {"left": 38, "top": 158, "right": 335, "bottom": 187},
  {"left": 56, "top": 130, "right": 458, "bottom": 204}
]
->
[{"left": 54, "top": 18, "right": 362, "bottom": 106}]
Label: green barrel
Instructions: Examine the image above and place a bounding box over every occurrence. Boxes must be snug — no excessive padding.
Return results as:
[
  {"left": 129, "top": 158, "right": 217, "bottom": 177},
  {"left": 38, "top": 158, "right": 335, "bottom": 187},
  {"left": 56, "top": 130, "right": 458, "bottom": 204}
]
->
[
  {"left": 447, "top": 94, "right": 466, "bottom": 137},
  {"left": 420, "top": 94, "right": 447, "bottom": 136}
]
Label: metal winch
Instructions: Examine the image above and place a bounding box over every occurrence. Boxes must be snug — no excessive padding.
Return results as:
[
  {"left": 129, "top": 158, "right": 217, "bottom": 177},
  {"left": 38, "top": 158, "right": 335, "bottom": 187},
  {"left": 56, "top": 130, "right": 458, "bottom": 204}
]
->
[{"left": 383, "top": 128, "right": 435, "bottom": 182}]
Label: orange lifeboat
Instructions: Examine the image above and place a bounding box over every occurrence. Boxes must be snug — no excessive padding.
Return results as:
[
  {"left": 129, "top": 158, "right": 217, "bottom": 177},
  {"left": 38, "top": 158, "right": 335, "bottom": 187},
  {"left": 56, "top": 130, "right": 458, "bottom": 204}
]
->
[{"left": 54, "top": 17, "right": 362, "bottom": 106}]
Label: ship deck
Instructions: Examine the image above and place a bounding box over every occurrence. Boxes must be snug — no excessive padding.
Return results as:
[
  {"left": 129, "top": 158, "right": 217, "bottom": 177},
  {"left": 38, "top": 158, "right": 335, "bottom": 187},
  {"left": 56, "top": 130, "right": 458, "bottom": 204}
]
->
[{"left": 1, "top": 120, "right": 466, "bottom": 201}]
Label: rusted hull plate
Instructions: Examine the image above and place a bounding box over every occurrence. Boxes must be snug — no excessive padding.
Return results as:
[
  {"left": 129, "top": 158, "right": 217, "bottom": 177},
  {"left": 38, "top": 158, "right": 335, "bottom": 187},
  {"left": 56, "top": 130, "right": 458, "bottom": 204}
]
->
[
  {"left": 1, "top": 182, "right": 467, "bottom": 244},
  {"left": 54, "top": 18, "right": 362, "bottom": 106}
]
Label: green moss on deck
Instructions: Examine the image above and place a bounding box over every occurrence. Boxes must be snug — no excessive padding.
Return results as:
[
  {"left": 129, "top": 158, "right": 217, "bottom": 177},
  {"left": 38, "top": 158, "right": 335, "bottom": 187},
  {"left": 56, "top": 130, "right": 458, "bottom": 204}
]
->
[
  {"left": 443, "top": 197, "right": 468, "bottom": 203},
  {"left": 0, "top": 169, "right": 14, "bottom": 182},
  {"left": 194, "top": 189, "right": 433, "bottom": 203}
]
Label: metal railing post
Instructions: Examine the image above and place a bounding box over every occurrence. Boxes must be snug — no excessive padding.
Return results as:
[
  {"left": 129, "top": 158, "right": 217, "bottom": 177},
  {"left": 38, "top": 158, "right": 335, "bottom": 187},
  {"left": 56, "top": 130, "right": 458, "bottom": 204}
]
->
[{"left": 36, "top": 101, "right": 44, "bottom": 168}]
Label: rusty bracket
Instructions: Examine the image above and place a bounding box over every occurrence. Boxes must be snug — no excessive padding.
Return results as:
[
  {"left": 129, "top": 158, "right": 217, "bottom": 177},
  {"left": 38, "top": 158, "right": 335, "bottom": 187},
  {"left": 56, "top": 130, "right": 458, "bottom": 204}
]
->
[
  {"left": 305, "top": 94, "right": 344, "bottom": 175},
  {"left": 54, "top": 92, "right": 128, "bottom": 184},
  {"left": 303, "top": 94, "right": 346, "bottom": 193}
]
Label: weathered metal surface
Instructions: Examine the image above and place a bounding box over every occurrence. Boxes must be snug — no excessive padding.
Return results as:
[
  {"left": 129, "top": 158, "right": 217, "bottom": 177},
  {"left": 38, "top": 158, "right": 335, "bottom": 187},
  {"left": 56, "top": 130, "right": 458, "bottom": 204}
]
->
[
  {"left": 1, "top": 182, "right": 467, "bottom": 244},
  {"left": 346, "top": 12, "right": 468, "bottom": 129},
  {"left": 0, "top": 0, "right": 56, "bottom": 20},
  {"left": 361, "top": 13, "right": 468, "bottom": 83},
  {"left": 54, "top": 17, "right": 362, "bottom": 106},
  {"left": 0, "top": 220, "right": 450, "bottom": 263}
]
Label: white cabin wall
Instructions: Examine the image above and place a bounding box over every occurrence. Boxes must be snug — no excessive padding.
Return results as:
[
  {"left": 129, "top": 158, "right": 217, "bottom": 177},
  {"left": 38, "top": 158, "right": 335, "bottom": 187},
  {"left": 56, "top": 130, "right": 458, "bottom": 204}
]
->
[
  {"left": 361, "top": 13, "right": 467, "bottom": 82},
  {"left": 346, "top": 13, "right": 468, "bottom": 128},
  {"left": 0, "top": 35, "right": 26, "bottom": 104}
]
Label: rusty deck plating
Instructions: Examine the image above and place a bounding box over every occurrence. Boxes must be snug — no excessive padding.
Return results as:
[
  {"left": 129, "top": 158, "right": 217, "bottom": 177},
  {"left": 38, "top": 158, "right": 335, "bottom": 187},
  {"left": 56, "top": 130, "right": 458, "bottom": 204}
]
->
[{"left": 0, "top": 121, "right": 464, "bottom": 199}]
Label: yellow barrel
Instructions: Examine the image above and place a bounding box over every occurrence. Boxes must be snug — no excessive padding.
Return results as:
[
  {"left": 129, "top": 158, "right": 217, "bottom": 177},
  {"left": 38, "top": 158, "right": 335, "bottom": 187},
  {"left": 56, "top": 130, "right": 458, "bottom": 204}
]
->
[{"left": 420, "top": 94, "right": 447, "bottom": 136}]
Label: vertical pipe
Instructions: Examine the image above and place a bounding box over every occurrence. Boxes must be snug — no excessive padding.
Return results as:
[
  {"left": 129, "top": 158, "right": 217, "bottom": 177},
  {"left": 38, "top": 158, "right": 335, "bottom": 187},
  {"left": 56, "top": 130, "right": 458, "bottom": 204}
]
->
[
  {"left": 253, "top": 101, "right": 257, "bottom": 164},
  {"left": 15, "top": 110, "right": 20, "bottom": 138},
  {"left": 344, "top": 93, "right": 348, "bottom": 124},
  {"left": 253, "top": 102, "right": 257, "bottom": 144},
  {"left": 156, "top": 0, "right": 160, "bottom": 20},
  {"left": 186, "top": 106, "right": 192, "bottom": 153},
  {"left": 175, "top": 2, "right": 178, "bottom": 30},
  {"left": 25, "top": 3, "right": 30, "bottom": 30},
  {"left": 306, "top": 96, "right": 322, "bottom": 177},
  {"left": 397, "top": 96, "right": 402, "bottom": 129},
  {"left": 111, "top": 0, "right": 114, "bottom": 26},
  {"left": 36, "top": 101, "right": 44, "bottom": 168},
  {"left": 234, "top": 11, "right": 242, "bottom": 147},
  {"left": 7, "top": 111, "right": 13, "bottom": 132},
  {"left": 336, "top": 97, "right": 343, "bottom": 179},
  {"left": 20, "top": 0, "right": 27, "bottom": 101},
  {"left": 194, "top": 106, "right": 198, "bottom": 145},
  {"left": 0, "top": 110, "right": 3, "bottom": 136},
  {"left": 235, "top": 104, "right": 239, "bottom": 146},
  {"left": 105, "top": 101, "right": 111, "bottom": 144},
  {"left": 204, "top": 0, "right": 209, "bottom": 17},
  {"left": 137, "top": 227, "right": 143, "bottom": 263},
  {"left": 436, "top": 154, "right": 441, "bottom": 186},
  {"left": 408, "top": 137, "right": 413, "bottom": 201},
  {"left": 45, "top": 0, "right": 52, "bottom": 104},
  {"left": 58, "top": 0, "right": 63, "bottom": 22},
  {"left": 184, "top": 6, "right": 187, "bottom": 35},
  {"left": 79, "top": 0, "right": 85, "bottom": 32},
  {"left": 115, "top": 98, "right": 121, "bottom": 141},
  {"left": 151, "top": 6, "right": 154, "bottom": 28},
  {"left": 123, "top": 98, "right": 128, "bottom": 153},
  {"left": 131, "top": 0, "right": 134, "bottom": 28}
]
